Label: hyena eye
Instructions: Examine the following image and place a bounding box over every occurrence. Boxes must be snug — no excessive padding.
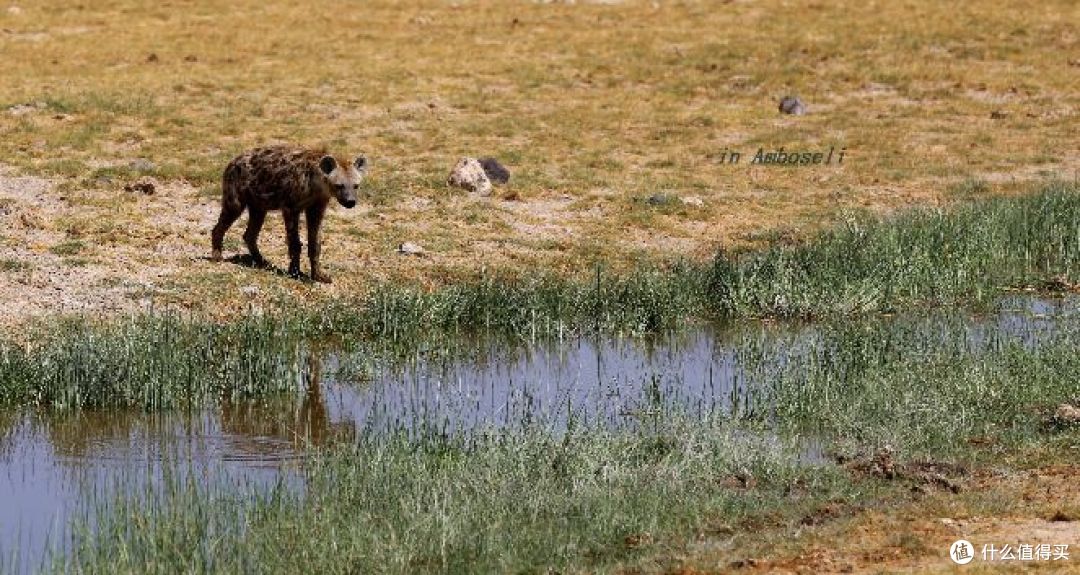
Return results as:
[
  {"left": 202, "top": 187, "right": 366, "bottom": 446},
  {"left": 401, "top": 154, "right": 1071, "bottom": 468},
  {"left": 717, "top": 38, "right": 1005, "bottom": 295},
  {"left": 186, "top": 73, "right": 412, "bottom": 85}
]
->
[
  {"left": 335, "top": 184, "right": 346, "bottom": 191},
  {"left": 352, "top": 184, "right": 359, "bottom": 191}
]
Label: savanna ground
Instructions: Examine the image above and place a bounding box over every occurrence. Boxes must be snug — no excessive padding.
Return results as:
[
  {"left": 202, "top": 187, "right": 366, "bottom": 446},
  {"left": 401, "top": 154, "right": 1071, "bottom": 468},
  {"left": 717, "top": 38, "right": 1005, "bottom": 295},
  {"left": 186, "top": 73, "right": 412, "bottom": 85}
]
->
[
  {"left": 0, "top": 0, "right": 1076, "bottom": 322},
  {"left": 1, "top": 0, "right": 1078, "bottom": 572}
]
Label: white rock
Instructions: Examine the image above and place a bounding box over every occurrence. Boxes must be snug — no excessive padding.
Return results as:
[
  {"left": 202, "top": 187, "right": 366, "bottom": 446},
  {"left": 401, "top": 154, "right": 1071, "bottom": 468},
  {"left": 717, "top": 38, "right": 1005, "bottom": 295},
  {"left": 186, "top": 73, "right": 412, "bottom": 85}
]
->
[
  {"left": 7, "top": 103, "right": 38, "bottom": 116},
  {"left": 397, "top": 242, "right": 425, "bottom": 256},
  {"left": 447, "top": 157, "right": 492, "bottom": 196},
  {"left": 1054, "top": 404, "right": 1080, "bottom": 425}
]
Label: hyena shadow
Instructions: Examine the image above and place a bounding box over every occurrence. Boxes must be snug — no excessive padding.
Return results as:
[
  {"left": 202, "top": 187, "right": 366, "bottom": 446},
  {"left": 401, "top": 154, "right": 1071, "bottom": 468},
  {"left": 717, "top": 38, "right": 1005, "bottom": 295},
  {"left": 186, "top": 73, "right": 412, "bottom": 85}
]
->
[
  {"left": 208, "top": 253, "right": 317, "bottom": 282},
  {"left": 224, "top": 253, "right": 289, "bottom": 277}
]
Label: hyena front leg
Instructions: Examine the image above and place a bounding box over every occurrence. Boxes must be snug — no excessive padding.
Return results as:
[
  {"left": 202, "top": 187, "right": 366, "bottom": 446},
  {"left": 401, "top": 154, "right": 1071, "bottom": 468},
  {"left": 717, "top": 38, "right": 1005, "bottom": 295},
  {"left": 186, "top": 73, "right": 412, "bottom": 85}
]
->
[
  {"left": 243, "top": 208, "right": 268, "bottom": 267},
  {"left": 305, "top": 203, "right": 331, "bottom": 284},
  {"left": 283, "top": 208, "right": 303, "bottom": 279}
]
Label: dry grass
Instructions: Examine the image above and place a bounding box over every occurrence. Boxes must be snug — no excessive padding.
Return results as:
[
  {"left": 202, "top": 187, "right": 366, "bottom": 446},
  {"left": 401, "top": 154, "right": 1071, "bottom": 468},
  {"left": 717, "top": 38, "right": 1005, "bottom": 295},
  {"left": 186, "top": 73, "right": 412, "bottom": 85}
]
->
[{"left": 0, "top": 0, "right": 1077, "bottom": 321}]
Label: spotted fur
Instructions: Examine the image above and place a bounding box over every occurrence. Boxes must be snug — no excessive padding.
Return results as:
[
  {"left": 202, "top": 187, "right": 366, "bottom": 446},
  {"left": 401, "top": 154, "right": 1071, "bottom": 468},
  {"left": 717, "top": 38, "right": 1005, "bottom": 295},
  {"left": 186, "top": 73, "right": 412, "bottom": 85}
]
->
[{"left": 210, "top": 145, "right": 367, "bottom": 283}]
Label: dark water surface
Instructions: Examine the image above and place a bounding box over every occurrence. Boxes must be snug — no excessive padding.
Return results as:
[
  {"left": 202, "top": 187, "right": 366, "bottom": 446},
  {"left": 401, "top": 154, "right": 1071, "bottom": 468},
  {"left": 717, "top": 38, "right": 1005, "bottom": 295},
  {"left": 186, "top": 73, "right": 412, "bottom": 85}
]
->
[{"left": 0, "top": 296, "right": 1075, "bottom": 571}]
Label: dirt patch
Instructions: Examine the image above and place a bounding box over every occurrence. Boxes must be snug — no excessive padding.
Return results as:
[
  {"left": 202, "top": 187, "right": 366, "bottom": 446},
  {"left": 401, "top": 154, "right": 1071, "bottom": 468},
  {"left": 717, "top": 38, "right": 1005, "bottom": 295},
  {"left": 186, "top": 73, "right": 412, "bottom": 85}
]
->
[
  {"left": 712, "top": 464, "right": 1080, "bottom": 574},
  {"left": 0, "top": 170, "right": 220, "bottom": 324},
  {"left": 840, "top": 447, "right": 968, "bottom": 495}
]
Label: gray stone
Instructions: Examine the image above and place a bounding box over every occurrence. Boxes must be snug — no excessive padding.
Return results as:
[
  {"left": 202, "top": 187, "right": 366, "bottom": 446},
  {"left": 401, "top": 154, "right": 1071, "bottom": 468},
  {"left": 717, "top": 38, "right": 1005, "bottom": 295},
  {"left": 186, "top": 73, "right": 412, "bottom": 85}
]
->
[
  {"left": 479, "top": 157, "right": 510, "bottom": 185},
  {"left": 778, "top": 95, "right": 807, "bottom": 115},
  {"left": 645, "top": 193, "right": 677, "bottom": 206},
  {"left": 129, "top": 159, "right": 156, "bottom": 173}
]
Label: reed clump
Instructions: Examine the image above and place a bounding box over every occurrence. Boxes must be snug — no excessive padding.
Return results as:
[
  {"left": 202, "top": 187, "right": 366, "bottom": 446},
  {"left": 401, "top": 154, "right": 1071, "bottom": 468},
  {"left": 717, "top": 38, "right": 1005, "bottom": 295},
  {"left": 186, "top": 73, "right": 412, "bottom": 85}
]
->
[{"left": 708, "top": 182, "right": 1080, "bottom": 318}]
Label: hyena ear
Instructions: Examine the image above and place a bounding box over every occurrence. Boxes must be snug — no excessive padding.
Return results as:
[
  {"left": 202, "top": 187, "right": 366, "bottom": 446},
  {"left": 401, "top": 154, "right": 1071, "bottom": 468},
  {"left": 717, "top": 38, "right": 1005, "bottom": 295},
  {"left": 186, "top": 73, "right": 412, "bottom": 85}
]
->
[
  {"left": 353, "top": 155, "right": 367, "bottom": 171},
  {"left": 318, "top": 155, "right": 337, "bottom": 175}
]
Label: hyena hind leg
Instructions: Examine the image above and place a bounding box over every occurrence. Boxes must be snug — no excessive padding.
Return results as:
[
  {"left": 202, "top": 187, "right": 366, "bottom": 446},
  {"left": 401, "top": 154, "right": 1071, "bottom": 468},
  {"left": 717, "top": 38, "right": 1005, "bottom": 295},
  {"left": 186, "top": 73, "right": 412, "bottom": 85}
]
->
[{"left": 211, "top": 204, "right": 245, "bottom": 262}]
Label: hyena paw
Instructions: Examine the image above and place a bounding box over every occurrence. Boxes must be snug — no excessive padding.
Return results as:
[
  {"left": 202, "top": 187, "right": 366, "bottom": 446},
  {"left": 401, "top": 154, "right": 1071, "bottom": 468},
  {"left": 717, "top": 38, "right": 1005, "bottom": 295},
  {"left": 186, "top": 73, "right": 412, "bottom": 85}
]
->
[
  {"left": 312, "top": 272, "right": 333, "bottom": 284},
  {"left": 211, "top": 249, "right": 223, "bottom": 262}
]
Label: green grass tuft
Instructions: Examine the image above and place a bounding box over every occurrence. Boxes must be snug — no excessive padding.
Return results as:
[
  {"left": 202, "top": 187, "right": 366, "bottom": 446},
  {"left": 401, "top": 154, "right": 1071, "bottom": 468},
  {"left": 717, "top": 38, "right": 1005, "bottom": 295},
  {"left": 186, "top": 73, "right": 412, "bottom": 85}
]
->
[{"left": 707, "top": 182, "right": 1080, "bottom": 318}]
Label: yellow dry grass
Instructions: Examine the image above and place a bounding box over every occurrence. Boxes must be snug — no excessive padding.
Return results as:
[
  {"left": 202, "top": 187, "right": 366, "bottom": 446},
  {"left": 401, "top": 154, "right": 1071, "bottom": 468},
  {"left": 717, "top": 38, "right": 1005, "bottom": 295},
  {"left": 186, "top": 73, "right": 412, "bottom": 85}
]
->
[{"left": 0, "top": 0, "right": 1077, "bottom": 319}]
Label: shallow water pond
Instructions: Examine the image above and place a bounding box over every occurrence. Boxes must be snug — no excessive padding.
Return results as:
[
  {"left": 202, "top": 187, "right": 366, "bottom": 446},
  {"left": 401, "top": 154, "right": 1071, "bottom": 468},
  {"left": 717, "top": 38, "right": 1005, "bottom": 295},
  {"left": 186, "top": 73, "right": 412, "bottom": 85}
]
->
[{"left": 0, "top": 296, "right": 1075, "bottom": 571}]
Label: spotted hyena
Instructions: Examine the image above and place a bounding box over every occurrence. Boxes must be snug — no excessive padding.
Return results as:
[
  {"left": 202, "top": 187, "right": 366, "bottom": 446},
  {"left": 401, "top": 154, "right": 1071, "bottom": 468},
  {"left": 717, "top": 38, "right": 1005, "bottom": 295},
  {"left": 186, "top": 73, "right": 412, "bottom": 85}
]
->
[{"left": 211, "top": 145, "right": 367, "bottom": 283}]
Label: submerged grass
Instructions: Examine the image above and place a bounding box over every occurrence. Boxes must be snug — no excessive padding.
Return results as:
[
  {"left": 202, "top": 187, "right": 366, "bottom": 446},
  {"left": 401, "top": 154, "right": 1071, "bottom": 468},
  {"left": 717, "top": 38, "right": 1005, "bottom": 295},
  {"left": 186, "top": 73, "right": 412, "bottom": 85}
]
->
[
  {"left": 54, "top": 325, "right": 1080, "bottom": 574},
  {"left": 760, "top": 310, "right": 1080, "bottom": 456},
  {"left": 41, "top": 299, "right": 1080, "bottom": 573},
  {"left": 58, "top": 421, "right": 852, "bottom": 575}
]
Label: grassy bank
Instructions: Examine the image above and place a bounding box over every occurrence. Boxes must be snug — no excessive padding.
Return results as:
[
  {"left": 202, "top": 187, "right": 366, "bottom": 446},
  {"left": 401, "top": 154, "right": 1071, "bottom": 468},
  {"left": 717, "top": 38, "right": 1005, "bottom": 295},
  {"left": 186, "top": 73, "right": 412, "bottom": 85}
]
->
[
  {"left": 1, "top": 184, "right": 1077, "bottom": 411},
  {"left": 709, "top": 180, "right": 1080, "bottom": 318},
  {"left": 0, "top": 314, "right": 307, "bottom": 410},
  {"left": 323, "top": 181, "right": 1080, "bottom": 334}
]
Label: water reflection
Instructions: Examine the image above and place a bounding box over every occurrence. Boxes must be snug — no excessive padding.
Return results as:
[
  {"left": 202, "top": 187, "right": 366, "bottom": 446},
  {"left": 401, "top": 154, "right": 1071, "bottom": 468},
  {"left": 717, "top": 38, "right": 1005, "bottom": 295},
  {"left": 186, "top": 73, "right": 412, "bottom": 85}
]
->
[
  {"left": 0, "top": 410, "right": 17, "bottom": 458},
  {"left": 345, "top": 325, "right": 753, "bottom": 436},
  {"left": 220, "top": 355, "right": 356, "bottom": 455},
  {"left": 0, "top": 358, "right": 348, "bottom": 573}
]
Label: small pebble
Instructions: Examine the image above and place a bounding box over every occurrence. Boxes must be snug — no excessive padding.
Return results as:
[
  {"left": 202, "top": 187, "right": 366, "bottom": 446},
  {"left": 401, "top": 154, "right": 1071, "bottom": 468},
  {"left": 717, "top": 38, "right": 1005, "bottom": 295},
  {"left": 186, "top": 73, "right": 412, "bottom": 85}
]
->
[{"left": 124, "top": 177, "right": 156, "bottom": 195}]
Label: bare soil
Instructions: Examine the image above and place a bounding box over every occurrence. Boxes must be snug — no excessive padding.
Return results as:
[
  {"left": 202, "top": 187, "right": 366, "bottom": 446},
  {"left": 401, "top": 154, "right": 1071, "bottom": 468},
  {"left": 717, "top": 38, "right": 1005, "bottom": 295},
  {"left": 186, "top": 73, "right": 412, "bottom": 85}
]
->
[{"left": 674, "top": 464, "right": 1080, "bottom": 574}]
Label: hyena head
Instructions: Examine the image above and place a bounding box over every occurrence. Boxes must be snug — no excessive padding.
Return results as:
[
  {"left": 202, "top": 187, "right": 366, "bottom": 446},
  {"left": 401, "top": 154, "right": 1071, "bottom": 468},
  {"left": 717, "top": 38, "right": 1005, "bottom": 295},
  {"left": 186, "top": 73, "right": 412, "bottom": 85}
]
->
[{"left": 318, "top": 154, "right": 367, "bottom": 209}]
